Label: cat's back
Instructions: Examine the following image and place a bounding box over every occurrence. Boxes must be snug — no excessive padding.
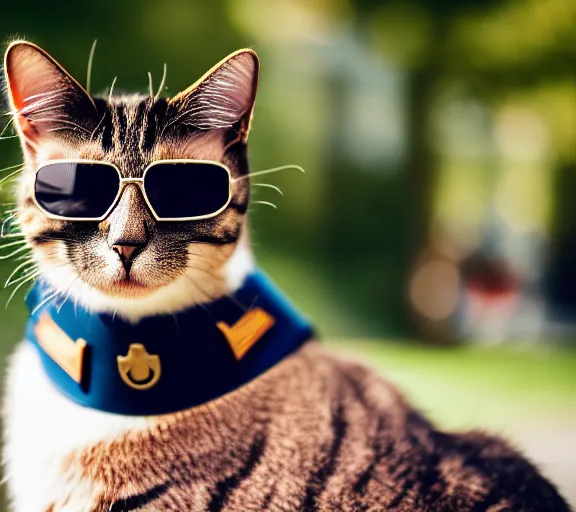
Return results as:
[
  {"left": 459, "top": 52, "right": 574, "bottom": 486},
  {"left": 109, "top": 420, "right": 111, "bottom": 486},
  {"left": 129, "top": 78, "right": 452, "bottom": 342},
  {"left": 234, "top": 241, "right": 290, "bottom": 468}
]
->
[
  {"left": 20, "top": 341, "right": 566, "bottom": 511},
  {"left": 295, "top": 343, "right": 570, "bottom": 511}
]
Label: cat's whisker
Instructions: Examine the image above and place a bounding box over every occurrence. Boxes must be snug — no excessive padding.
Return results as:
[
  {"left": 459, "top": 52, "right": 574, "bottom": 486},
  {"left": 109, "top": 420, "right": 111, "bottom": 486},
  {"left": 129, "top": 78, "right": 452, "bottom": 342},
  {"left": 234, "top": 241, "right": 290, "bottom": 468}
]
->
[
  {"left": 252, "top": 183, "right": 283, "bottom": 195},
  {"left": 186, "top": 263, "right": 214, "bottom": 274},
  {"left": 2, "top": 217, "right": 18, "bottom": 229},
  {"left": 7, "top": 225, "right": 22, "bottom": 236},
  {"left": 56, "top": 277, "right": 80, "bottom": 313},
  {"left": 181, "top": 274, "right": 213, "bottom": 303},
  {"left": 90, "top": 112, "right": 107, "bottom": 141},
  {"left": 108, "top": 77, "right": 118, "bottom": 102},
  {"left": 188, "top": 251, "right": 218, "bottom": 270},
  {"left": 0, "top": 116, "right": 15, "bottom": 138},
  {"left": 7, "top": 219, "right": 23, "bottom": 230},
  {"left": 1, "top": 216, "right": 16, "bottom": 237},
  {"left": 3, "top": 115, "right": 40, "bottom": 151},
  {"left": 14, "top": 253, "right": 34, "bottom": 264},
  {"left": 0, "top": 135, "right": 18, "bottom": 141},
  {"left": 185, "top": 266, "right": 248, "bottom": 312},
  {"left": 233, "top": 164, "right": 305, "bottom": 182},
  {"left": 4, "top": 260, "right": 36, "bottom": 288},
  {"left": 185, "top": 265, "right": 223, "bottom": 284},
  {"left": 0, "top": 168, "right": 24, "bottom": 186},
  {"left": 5, "top": 273, "right": 40, "bottom": 309},
  {"left": 1, "top": 213, "right": 20, "bottom": 236},
  {"left": 15, "top": 261, "right": 70, "bottom": 298},
  {"left": 86, "top": 39, "right": 98, "bottom": 95},
  {"left": 5, "top": 269, "right": 40, "bottom": 289},
  {"left": 1, "top": 212, "right": 21, "bottom": 225},
  {"left": 187, "top": 248, "right": 228, "bottom": 267},
  {"left": 253, "top": 200, "right": 277, "bottom": 209},
  {"left": 178, "top": 279, "right": 214, "bottom": 319},
  {"left": 187, "top": 249, "right": 225, "bottom": 262},
  {"left": 0, "top": 163, "right": 24, "bottom": 174},
  {"left": 148, "top": 72, "right": 154, "bottom": 99},
  {"left": 0, "top": 245, "right": 29, "bottom": 260},
  {"left": 160, "top": 114, "right": 181, "bottom": 137},
  {"left": 73, "top": 288, "right": 79, "bottom": 311},
  {"left": 155, "top": 64, "right": 168, "bottom": 100},
  {"left": 0, "top": 239, "right": 27, "bottom": 250},
  {"left": 29, "top": 288, "right": 61, "bottom": 315}
]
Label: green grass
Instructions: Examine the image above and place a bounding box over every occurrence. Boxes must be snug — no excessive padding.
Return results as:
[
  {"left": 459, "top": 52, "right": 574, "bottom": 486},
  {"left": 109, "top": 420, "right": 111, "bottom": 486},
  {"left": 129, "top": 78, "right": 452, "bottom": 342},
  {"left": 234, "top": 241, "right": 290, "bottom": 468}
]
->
[
  {"left": 0, "top": 260, "right": 29, "bottom": 371},
  {"left": 327, "top": 339, "right": 576, "bottom": 430}
]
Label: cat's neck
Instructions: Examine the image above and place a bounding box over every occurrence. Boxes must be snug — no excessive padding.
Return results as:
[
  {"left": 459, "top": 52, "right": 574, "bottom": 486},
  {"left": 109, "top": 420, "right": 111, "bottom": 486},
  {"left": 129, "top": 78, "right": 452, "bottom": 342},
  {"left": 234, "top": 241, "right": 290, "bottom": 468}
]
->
[{"left": 25, "top": 266, "right": 314, "bottom": 415}]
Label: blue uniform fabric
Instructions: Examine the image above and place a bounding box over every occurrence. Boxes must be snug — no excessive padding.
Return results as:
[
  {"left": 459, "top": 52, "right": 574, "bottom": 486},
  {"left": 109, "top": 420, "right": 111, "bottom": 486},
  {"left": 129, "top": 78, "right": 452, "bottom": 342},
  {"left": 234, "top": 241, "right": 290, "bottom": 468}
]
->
[{"left": 25, "top": 270, "right": 314, "bottom": 416}]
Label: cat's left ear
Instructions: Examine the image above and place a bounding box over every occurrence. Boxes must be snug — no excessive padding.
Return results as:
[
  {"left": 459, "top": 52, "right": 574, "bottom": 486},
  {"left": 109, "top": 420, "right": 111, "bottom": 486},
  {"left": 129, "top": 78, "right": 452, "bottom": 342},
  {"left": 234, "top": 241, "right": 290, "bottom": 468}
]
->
[
  {"left": 4, "top": 41, "right": 98, "bottom": 149},
  {"left": 169, "top": 49, "right": 259, "bottom": 142}
]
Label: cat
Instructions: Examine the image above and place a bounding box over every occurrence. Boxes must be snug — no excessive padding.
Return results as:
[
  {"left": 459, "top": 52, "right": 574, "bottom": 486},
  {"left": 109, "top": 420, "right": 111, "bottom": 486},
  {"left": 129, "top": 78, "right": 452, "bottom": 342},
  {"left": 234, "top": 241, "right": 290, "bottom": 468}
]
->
[{"left": 1, "top": 40, "right": 571, "bottom": 512}]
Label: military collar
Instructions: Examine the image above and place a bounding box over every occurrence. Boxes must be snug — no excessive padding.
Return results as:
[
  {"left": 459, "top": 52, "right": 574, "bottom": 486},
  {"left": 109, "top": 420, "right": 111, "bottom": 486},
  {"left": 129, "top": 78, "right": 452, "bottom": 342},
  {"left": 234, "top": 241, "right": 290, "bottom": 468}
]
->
[{"left": 25, "top": 270, "right": 314, "bottom": 416}]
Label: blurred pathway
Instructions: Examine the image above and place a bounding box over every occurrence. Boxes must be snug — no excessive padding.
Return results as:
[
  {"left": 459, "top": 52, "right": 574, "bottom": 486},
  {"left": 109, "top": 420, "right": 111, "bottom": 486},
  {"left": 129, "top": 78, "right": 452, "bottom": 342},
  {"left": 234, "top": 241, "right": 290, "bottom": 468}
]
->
[{"left": 510, "top": 420, "right": 576, "bottom": 508}]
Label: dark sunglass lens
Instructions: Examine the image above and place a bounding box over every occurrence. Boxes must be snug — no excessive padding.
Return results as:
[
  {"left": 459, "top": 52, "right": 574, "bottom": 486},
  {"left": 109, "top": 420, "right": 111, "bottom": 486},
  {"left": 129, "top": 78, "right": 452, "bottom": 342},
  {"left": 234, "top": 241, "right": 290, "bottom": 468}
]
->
[
  {"left": 144, "top": 162, "right": 230, "bottom": 219},
  {"left": 35, "top": 162, "right": 120, "bottom": 219}
]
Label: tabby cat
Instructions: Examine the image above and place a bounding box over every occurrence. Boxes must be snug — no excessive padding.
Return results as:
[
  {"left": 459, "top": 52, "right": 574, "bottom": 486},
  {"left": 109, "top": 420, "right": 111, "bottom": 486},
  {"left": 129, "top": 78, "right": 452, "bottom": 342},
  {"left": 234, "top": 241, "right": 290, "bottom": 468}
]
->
[{"left": 1, "top": 41, "right": 570, "bottom": 512}]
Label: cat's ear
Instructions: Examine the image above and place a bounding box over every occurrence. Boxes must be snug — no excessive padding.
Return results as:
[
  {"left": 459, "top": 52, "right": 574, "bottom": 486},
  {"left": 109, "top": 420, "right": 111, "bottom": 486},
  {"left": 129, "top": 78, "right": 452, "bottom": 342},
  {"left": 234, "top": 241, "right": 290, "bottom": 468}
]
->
[
  {"left": 168, "top": 49, "right": 259, "bottom": 141},
  {"left": 4, "top": 41, "right": 98, "bottom": 147}
]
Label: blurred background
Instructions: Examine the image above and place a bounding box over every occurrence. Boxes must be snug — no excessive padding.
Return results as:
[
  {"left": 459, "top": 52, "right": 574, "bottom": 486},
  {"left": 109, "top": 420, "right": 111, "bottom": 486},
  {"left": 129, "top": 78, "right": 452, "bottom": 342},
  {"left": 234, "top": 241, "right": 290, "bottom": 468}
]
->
[{"left": 0, "top": 0, "right": 575, "bottom": 507}]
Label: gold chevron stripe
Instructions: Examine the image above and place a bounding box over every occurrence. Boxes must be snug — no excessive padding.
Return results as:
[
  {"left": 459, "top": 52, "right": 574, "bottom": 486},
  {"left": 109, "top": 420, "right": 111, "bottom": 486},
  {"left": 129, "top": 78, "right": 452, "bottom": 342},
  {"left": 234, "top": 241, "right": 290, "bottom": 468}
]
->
[
  {"left": 34, "top": 313, "right": 86, "bottom": 383},
  {"left": 216, "top": 308, "right": 275, "bottom": 360}
]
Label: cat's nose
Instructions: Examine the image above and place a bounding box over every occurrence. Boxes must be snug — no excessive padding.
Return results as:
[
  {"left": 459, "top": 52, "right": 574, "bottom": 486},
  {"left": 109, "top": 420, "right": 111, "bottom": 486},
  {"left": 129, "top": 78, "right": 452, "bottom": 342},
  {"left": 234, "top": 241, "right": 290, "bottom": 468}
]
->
[
  {"left": 112, "top": 244, "right": 142, "bottom": 271},
  {"left": 106, "top": 184, "right": 150, "bottom": 272}
]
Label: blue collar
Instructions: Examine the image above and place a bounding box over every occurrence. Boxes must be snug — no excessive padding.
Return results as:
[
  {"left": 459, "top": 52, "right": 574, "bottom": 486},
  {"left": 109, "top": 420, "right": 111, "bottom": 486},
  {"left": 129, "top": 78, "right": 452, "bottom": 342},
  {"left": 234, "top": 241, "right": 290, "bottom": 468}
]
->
[{"left": 25, "top": 270, "right": 314, "bottom": 416}]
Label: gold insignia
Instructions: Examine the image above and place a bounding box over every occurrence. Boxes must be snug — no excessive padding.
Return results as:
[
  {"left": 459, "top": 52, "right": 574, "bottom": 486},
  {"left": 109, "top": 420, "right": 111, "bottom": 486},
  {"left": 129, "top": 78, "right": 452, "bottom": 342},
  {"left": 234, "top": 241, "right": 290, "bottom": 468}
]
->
[
  {"left": 34, "top": 313, "right": 86, "bottom": 383},
  {"left": 217, "top": 308, "right": 275, "bottom": 360},
  {"left": 117, "top": 344, "right": 161, "bottom": 390}
]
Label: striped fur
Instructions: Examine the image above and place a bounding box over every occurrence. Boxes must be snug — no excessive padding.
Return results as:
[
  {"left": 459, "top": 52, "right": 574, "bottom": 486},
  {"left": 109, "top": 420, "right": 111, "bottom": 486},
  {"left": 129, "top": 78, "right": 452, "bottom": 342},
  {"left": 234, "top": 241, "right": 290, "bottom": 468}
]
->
[
  {"left": 2, "top": 43, "right": 571, "bottom": 511},
  {"left": 6, "top": 342, "right": 570, "bottom": 511}
]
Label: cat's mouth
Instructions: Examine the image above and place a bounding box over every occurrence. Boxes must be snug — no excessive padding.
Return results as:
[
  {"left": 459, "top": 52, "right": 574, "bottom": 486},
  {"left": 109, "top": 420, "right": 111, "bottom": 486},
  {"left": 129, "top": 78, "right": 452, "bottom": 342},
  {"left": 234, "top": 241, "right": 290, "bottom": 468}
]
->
[
  {"left": 113, "top": 277, "right": 148, "bottom": 288},
  {"left": 108, "top": 277, "right": 156, "bottom": 294},
  {"left": 93, "top": 276, "right": 161, "bottom": 298}
]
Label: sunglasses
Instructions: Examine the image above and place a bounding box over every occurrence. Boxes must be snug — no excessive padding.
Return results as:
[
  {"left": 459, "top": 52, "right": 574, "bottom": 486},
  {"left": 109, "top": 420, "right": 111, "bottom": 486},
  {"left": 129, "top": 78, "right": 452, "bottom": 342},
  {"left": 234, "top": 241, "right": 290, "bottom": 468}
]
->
[{"left": 33, "top": 159, "right": 233, "bottom": 221}]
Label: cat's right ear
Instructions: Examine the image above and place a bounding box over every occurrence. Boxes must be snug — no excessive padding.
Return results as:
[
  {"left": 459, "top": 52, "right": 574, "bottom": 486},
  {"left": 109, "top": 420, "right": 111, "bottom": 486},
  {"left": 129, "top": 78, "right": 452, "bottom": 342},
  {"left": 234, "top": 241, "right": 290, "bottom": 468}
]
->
[
  {"left": 4, "top": 41, "right": 98, "bottom": 150},
  {"left": 168, "top": 49, "right": 259, "bottom": 143}
]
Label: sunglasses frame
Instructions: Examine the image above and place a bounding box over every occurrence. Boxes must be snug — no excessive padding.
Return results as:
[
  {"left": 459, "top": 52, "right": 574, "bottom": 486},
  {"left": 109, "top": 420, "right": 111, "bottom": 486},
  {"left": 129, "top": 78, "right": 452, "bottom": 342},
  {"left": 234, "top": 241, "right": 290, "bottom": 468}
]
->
[{"left": 33, "top": 158, "right": 233, "bottom": 222}]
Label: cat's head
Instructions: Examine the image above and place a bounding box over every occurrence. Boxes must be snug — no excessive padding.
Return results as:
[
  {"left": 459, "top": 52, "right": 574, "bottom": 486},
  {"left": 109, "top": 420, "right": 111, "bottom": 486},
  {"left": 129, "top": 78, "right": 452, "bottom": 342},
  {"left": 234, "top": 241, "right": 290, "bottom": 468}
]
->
[{"left": 3, "top": 41, "right": 259, "bottom": 319}]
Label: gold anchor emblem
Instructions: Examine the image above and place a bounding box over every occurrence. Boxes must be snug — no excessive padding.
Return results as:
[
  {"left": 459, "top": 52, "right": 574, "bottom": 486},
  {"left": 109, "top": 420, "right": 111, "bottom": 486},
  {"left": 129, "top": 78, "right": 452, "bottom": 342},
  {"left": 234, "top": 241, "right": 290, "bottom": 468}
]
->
[{"left": 117, "top": 344, "right": 161, "bottom": 390}]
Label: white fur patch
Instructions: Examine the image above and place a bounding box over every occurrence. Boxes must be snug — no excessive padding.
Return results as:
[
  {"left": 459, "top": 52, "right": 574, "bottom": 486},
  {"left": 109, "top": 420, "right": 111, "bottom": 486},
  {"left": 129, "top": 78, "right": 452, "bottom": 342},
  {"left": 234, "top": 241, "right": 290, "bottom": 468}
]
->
[{"left": 3, "top": 343, "right": 148, "bottom": 510}]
